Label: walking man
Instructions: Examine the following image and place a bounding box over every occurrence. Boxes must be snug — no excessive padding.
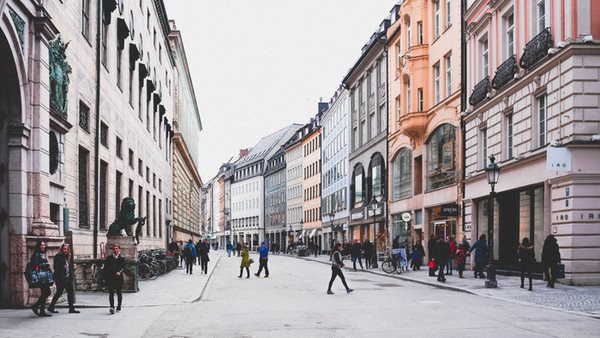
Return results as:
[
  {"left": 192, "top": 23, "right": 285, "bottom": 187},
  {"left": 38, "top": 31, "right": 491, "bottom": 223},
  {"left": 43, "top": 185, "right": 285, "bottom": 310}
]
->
[
  {"left": 254, "top": 241, "right": 269, "bottom": 278},
  {"left": 436, "top": 237, "right": 450, "bottom": 283},
  {"left": 105, "top": 243, "right": 125, "bottom": 314},
  {"left": 327, "top": 243, "right": 353, "bottom": 295},
  {"left": 183, "top": 239, "right": 197, "bottom": 274},
  {"left": 199, "top": 240, "right": 210, "bottom": 274},
  {"left": 469, "top": 235, "right": 488, "bottom": 278},
  {"left": 350, "top": 240, "right": 363, "bottom": 271},
  {"left": 236, "top": 241, "right": 242, "bottom": 257}
]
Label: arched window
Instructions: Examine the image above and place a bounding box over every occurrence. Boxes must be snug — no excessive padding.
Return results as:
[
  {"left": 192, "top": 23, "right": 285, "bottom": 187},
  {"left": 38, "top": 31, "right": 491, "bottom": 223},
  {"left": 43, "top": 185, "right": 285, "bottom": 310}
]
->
[
  {"left": 392, "top": 148, "right": 412, "bottom": 200},
  {"left": 369, "top": 153, "right": 385, "bottom": 200},
  {"left": 351, "top": 164, "right": 365, "bottom": 206},
  {"left": 426, "top": 124, "right": 456, "bottom": 190}
]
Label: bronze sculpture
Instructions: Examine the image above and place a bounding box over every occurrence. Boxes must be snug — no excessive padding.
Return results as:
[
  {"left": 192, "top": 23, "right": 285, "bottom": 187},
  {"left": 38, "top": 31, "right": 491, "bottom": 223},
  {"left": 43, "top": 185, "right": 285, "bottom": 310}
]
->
[{"left": 107, "top": 197, "right": 146, "bottom": 245}]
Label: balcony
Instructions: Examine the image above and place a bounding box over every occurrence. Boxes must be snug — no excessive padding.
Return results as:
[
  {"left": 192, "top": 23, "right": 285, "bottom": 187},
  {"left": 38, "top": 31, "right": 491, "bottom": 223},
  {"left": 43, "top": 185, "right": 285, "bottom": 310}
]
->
[
  {"left": 520, "top": 28, "right": 553, "bottom": 70},
  {"left": 469, "top": 76, "right": 490, "bottom": 107},
  {"left": 399, "top": 111, "right": 430, "bottom": 141},
  {"left": 492, "top": 55, "right": 517, "bottom": 90}
]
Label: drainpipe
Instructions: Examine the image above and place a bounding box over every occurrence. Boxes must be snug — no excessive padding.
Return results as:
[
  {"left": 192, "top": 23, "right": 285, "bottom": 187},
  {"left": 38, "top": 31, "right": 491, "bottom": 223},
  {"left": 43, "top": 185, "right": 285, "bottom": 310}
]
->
[
  {"left": 460, "top": 0, "right": 467, "bottom": 236},
  {"left": 92, "top": 0, "right": 102, "bottom": 258}
]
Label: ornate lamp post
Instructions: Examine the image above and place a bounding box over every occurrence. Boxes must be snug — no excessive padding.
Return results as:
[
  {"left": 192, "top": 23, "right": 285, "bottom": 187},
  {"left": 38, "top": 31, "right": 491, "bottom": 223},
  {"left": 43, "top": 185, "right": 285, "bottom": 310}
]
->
[{"left": 485, "top": 155, "right": 500, "bottom": 288}]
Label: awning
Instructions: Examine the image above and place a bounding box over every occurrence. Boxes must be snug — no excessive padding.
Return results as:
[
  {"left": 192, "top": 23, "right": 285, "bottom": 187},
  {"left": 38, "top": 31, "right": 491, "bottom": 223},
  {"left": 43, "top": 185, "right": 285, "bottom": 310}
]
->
[{"left": 309, "top": 229, "right": 317, "bottom": 238}]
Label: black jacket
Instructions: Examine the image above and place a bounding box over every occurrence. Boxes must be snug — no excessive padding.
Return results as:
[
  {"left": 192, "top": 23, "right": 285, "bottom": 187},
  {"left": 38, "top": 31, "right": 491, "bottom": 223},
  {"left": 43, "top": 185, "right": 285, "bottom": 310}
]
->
[
  {"left": 435, "top": 241, "right": 450, "bottom": 265},
  {"left": 104, "top": 254, "right": 125, "bottom": 286},
  {"left": 350, "top": 243, "right": 362, "bottom": 257},
  {"left": 542, "top": 237, "right": 561, "bottom": 267},
  {"left": 53, "top": 252, "right": 72, "bottom": 284},
  {"left": 199, "top": 243, "right": 210, "bottom": 261}
]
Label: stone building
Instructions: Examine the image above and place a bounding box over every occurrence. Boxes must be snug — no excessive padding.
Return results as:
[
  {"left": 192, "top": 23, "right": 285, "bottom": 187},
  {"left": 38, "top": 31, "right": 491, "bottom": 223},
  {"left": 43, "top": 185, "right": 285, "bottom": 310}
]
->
[
  {"left": 321, "top": 87, "right": 351, "bottom": 251},
  {"left": 169, "top": 20, "right": 203, "bottom": 243},
  {"left": 302, "top": 116, "right": 322, "bottom": 249},
  {"left": 387, "top": 0, "right": 463, "bottom": 260},
  {"left": 345, "top": 18, "right": 389, "bottom": 256},
  {"left": 0, "top": 0, "right": 186, "bottom": 306},
  {"left": 284, "top": 128, "right": 305, "bottom": 246},
  {"left": 264, "top": 147, "right": 287, "bottom": 249},
  {"left": 464, "top": 0, "right": 600, "bottom": 284}
]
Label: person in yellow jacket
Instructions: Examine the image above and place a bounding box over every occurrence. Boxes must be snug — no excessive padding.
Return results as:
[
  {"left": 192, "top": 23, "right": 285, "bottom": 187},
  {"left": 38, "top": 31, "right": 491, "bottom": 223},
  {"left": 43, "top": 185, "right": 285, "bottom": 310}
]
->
[{"left": 238, "top": 244, "right": 251, "bottom": 278}]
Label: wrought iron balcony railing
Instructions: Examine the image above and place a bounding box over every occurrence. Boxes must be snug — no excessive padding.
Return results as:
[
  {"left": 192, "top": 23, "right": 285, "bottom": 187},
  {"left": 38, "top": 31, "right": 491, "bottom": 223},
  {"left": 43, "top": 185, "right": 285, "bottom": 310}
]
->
[
  {"left": 519, "top": 27, "right": 553, "bottom": 70},
  {"left": 492, "top": 55, "right": 517, "bottom": 90},
  {"left": 469, "top": 76, "right": 491, "bottom": 107}
]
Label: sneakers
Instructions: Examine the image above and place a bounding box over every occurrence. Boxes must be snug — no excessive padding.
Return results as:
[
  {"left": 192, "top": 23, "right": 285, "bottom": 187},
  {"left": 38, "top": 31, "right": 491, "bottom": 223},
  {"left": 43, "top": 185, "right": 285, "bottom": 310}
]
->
[
  {"left": 116, "top": 306, "right": 121, "bottom": 312},
  {"left": 47, "top": 307, "right": 59, "bottom": 313},
  {"left": 346, "top": 288, "right": 354, "bottom": 294},
  {"left": 69, "top": 309, "right": 80, "bottom": 314},
  {"left": 264, "top": 275, "right": 269, "bottom": 278},
  {"left": 110, "top": 307, "right": 115, "bottom": 314},
  {"left": 254, "top": 273, "right": 259, "bottom": 277},
  {"left": 327, "top": 290, "right": 334, "bottom": 295}
]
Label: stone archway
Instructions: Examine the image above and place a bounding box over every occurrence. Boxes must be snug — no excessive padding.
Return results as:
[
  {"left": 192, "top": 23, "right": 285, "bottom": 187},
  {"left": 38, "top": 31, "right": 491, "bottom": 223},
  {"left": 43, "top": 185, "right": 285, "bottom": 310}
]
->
[{"left": 0, "top": 20, "right": 24, "bottom": 307}]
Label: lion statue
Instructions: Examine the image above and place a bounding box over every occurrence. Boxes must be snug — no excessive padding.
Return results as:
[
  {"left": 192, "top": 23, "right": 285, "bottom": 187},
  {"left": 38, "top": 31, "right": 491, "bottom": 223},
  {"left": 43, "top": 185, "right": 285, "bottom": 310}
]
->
[{"left": 107, "top": 197, "right": 146, "bottom": 245}]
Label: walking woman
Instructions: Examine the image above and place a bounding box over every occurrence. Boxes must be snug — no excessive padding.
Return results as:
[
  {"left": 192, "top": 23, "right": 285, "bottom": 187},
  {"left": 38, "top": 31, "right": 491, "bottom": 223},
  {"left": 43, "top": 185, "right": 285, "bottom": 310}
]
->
[
  {"left": 30, "top": 240, "right": 53, "bottom": 317},
  {"left": 327, "top": 243, "right": 353, "bottom": 295},
  {"left": 48, "top": 243, "right": 80, "bottom": 313},
  {"left": 239, "top": 244, "right": 251, "bottom": 278},
  {"left": 104, "top": 243, "right": 125, "bottom": 314},
  {"left": 542, "top": 234, "right": 561, "bottom": 288},
  {"left": 518, "top": 238, "right": 535, "bottom": 291}
]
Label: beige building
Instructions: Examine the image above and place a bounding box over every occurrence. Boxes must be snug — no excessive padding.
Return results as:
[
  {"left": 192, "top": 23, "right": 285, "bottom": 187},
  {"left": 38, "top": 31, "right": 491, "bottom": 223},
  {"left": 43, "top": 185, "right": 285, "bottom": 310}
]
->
[
  {"left": 284, "top": 130, "right": 305, "bottom": 245},
  {"left": 387, "top": 0, "right": 462, "bottom": 258},
  {"left": 169, "top": 20, "right": 203, "bottom": 243},
  {"left": 302, "top": 119, "right": 322, "bottom": 247}
]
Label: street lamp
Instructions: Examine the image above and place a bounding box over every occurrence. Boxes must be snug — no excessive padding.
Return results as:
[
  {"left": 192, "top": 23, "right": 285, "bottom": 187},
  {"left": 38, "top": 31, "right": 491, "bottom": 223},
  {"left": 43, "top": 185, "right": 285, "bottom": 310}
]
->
[
  {"left": 370, "top": 197, "right": 379, "bottom": 268},
  {"left": 485, "top": 155, "right": 500, "bottom": 288}
]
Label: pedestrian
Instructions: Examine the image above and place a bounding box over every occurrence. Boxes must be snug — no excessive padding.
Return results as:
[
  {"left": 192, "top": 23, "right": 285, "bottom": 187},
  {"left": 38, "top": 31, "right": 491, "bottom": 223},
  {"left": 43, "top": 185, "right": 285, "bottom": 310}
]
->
[
  {"left": 350, "top": 239, "right": 363, "bottom": 271},
  {"left": 226, "top": 242, "right": 233, "bottom": 257},
  {"left": 30, "top": 240, "right": 53, "bottom": 317},
  {"left": 428, "top": 258, "right": 437, "bottom": 277},
  {"left": 414, "top": 240, "right": 425, "bottom": 270},
  {"left": 183, "top": 239, "right": 197, "bottom": 274},
  {"left": 104, "top": 243, "right": 125, "bottom": 314},
  {"left": 254, "top": 241, "right": 269, "bottom": 278},
  {"left": 410, "top": 246, "right": 423, "bottom": 271},
  {"left": 239, "top": 244, "right": 251, "bottom": 278},
  {"left": 469, "top": 234, "right": 488, "bottom": 278},
  {"left": 178, "top": 241, "right": 185, "bottom": 267},
  {"left": 327, "top": 243, "right": 353, "bottom": 295},
  {"left": 461, "top": 235, "right": 471, "bottom": 252},
  {"left": 48, "top": 243, "right": 79, "bottom": 314},
  {"left": 195, "top": 240, "right": 202, "bottom": 265},
  {"left": 236, "top": 241, "right": 242, "bottom": 257},
  {"left": 446, "top": 236, "right": 456, "bottom": 275},
  {"left": 518, "top": 237, "right": 535, "bottom": 291},
  {"left": 427, "top": 234, "right": 437, "bottom": 264},
  {"left": 455, "top": 243, "right": 467, "bottom": 278},
  {"left": 363, "top": 239, "right": 373, "bottom": 269},
  {"left": 436, "top": 237, "right": 450, "bottom": 283},
  {"left": 199, "top": 240, "right": 210, "bottom": 274},
  {"left": 541, "top": 234, "right": 561, "bottom": 288}
]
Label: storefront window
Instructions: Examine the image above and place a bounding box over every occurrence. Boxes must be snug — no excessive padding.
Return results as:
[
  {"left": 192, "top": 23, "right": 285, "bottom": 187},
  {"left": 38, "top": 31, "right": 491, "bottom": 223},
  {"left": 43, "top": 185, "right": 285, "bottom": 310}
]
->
[
  {"left": 352, "top": 165, "right": 364, "bottom": 205},
  {"left": 533, "top": 188, "right": 544, "bottom": 259},
  {"left": 426, "top": 124, "right": 456, "bottom": 190},
  {"left": 392, "top": 214, "right": 411, "bottom": 244},
  {"left": 370, "top": 153, "right": 385, "bottom": 199},
  {"left": 392, "top": 148, "right": 412, "bottom": 200}
]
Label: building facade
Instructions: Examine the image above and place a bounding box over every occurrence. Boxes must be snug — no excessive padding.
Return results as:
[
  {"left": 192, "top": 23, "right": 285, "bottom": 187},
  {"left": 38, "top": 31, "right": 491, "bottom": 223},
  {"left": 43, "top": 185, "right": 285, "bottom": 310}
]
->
[
  {"left": 302, "top": 118, "right": 322, "bottom": 248},
  {"left": 387, "top": 0, "right": 463, "bottom": 260},
  {"left": 321, "top": 87, "right": 351, "bottom": 251},
  {"left": 169, "top": 20, "right": 203, "bottom": 243},
  {"left": 464, "top": 0, "right": 600, "bottom": 284},
  {"left": 345, "top": 19, "right": 390, "bottom": 255},
  {"left": 264, "top": 148, "right": 287, "bottom": 250},
  {"left": 284, "top": 129, "right": 305, "bottom": 246}
]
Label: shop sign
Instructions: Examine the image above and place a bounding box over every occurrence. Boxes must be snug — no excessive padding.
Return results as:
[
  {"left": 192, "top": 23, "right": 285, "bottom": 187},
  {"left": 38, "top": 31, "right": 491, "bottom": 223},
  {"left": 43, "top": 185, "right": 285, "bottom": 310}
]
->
[
  {"left": 440, "top": 203, "right": 459, "bottom": 217},
  {"left": 351, "top": 210, "right": 365, "bottom": 220},
  {"left": 546, "top": 147, "right": 571, "bottom": 172},
  {"left": 333, "top": 224, "right": 344, "bottom": 232},
  {"left": 224, "top": 230, "right": 231, "bottom": 235}
]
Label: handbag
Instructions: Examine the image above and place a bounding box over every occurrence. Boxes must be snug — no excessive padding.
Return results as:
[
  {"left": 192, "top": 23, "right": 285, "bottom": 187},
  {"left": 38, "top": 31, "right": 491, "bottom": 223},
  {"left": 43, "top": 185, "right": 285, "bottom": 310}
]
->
[
  {"left": 24, "top": 261, "right": 54, "bottom": 288},
  {"left": 248, "top": 258, "right": 254, "bottom": 265},
  {"left": 553, "top": 263, "right": 565, "bottom": 279}
]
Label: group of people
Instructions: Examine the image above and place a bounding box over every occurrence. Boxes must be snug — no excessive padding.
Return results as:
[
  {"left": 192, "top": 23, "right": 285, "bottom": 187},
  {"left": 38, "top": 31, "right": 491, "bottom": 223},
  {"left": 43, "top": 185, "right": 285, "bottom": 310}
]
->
[
  {"left": 29, "top": 241, "right": 125, "bottom": 316},
  {"left": 237, "top": 241, "right": 270, "bottom": 278},
  {"left": 333, "top": 239, "right": 376, "bottom": 270},
  {"left": 180, "top": 239, "right": 211, "bottom": 275}
]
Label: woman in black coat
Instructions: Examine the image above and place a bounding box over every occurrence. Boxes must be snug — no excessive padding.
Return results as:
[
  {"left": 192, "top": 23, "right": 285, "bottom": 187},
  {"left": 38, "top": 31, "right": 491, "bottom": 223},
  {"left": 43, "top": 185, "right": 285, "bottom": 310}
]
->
[
  {"left": 518, "top": 238, "right": 535, "bottom": 291},
  {"left": 104, "top": 243, "right": 125, "bottom": 314},
  {"left": 48, "top": 243, "right": 79, "bottom": 313},
  {"left": 30, "top": 240, "right": 53, "bottom": 317},
  {"left": 541, "top": 234, "right": 561, "bottom": 288}
]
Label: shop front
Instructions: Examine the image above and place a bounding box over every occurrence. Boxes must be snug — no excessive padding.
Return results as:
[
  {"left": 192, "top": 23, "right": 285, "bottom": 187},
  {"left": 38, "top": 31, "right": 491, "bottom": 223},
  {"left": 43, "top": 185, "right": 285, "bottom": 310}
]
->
[
  {"left": 350, "top": 203, "right": 386, "bottom": 252},
  {"left": 427, "top": 203, "right": 459, "bottom": 241}
]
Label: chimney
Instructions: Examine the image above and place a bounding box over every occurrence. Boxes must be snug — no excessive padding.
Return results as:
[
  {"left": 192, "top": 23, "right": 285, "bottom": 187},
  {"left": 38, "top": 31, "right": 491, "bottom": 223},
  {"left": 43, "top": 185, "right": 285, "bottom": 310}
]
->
[{"left": 239, "top": 148, "right": 250, "bottom": 158}]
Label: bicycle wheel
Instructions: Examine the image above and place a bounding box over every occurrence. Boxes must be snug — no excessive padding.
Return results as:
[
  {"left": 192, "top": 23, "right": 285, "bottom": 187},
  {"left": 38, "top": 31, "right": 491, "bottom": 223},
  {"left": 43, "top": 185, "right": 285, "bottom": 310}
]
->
[
  {"left": 138, "top": 264, "right": 151, "bottom": 281},
  {"left": 158, "top": 260, "right": 167, "bottom": 275},
  {"left": 381, "top": 260, "right": 395, "bottom": 274}
]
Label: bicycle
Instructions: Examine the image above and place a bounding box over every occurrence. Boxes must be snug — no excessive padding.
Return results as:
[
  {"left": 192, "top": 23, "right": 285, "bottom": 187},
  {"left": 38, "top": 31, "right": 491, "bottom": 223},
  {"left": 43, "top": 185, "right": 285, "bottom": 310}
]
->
[{"left": 381, "top": 253, "right": 402, "bottom": 275}]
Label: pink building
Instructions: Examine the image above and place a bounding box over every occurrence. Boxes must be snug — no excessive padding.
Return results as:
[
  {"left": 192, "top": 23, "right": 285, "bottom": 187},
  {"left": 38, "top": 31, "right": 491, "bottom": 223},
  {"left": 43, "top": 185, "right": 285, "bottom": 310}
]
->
[{"left": 464, "top": 0, "right": 600, "bottom": 285}]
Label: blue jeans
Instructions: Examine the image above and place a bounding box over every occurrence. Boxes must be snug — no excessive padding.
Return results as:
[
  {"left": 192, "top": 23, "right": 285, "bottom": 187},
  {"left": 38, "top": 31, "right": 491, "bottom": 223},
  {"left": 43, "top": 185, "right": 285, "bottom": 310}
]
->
[{"left": 446, "top": 259, "right": 453, "bottom": 274}]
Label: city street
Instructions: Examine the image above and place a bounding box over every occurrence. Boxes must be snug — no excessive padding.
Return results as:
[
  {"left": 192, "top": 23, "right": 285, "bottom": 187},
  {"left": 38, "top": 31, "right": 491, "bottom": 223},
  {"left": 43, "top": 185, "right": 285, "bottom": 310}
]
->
[{"left": 0, "top": 252, "right": 599, "bottom": 337}]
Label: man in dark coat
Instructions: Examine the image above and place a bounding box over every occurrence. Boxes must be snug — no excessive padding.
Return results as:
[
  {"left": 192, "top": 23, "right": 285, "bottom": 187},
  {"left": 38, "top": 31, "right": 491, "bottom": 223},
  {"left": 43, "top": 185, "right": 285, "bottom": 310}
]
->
[
  {"left": 363, "top": 239, "right": 374, "bottom": 269},
  {"left": 350, "top": 240, "right": 363, "bottom": 271},
  {"left": 236, "top": 241, "right": 242, "bottom": 257},
  {"left": 48, "top": 244, "right": 79, "bottom": 314},
  {"left": 105, "top": 243, "right": 126, "bottom": 314},
  {"left": 469, "top": 234, "right": 488, "bottom": 278},
  {"left": 542, "top": 234, "right": 561, "bottom": 288},
  {"left": 427, "top": 234, "right": 437, "bottom": 263},
  {"left": 435, "top": 237, "right": 450, "bottom": 282},
  {"left": 199, "top": 240, "right": 210, "bottom": 274}
]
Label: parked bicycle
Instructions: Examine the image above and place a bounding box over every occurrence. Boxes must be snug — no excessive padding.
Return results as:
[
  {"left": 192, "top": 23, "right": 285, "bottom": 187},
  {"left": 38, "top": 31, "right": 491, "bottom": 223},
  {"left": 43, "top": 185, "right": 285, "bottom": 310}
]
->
[
  {"left": 137, "top": 249, "right": 178, "bottom": 280},
  {"left": 381, "top": 251, "right": 402, "bottom": 275}
]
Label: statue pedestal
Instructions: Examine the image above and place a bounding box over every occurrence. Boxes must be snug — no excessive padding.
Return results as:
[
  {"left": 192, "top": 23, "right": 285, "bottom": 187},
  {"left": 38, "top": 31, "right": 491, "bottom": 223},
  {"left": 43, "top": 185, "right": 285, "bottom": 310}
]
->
[{"left": 106, "top": 236, "right": 139, "bottom": 292}]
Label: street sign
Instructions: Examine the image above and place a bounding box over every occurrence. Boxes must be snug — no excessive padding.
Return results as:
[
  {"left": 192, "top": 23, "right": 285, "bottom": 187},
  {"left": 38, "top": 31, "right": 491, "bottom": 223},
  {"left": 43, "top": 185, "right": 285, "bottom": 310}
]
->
[{"left": 401, "top": 212, "right": 411, "bottom": 222}]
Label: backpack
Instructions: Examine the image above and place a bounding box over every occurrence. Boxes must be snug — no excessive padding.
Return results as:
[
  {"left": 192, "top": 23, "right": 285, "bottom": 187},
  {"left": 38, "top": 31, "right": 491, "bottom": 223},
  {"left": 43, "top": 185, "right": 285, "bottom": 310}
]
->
[{"left": 183, "top": 245, "right": 192, "bottom": 258}]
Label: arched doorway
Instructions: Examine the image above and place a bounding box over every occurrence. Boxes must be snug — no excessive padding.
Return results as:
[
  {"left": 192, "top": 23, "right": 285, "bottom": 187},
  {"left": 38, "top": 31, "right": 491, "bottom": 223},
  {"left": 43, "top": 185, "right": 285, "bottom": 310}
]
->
[{"left": 0, "top": 26, "right": 24, "bottom": 306}]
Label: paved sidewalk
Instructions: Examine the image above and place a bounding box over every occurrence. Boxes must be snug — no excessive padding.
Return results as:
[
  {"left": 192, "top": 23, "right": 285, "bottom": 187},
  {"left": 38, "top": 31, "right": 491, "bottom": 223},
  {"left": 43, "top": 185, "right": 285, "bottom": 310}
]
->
[{"left": 294, "top": 253, "right": 600, "bottom": 318}]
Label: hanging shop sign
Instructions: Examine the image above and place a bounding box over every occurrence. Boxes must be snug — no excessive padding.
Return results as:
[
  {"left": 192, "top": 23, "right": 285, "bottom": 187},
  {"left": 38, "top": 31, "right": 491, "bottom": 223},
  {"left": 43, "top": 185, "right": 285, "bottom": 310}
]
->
[
  {"left": 440, "top": 203, "right": 459, "bottom": 217},
  {"left": 546, "top": 147, "right": 571, "bottom": 172}
]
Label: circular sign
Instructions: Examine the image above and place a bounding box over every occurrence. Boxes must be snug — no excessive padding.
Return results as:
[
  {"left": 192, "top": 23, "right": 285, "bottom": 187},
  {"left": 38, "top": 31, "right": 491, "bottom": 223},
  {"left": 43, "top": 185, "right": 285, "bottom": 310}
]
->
[{"left": 401, "top": 212, "right": 412, "bottom": 222}]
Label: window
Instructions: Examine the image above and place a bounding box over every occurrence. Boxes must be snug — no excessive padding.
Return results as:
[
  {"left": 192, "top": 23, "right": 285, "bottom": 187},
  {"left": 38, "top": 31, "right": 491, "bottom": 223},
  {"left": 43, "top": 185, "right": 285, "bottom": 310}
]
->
[
  {"left": 426, "top": 124, "right": 456, "bottom": 190},
  {"left": 395, "top": 96, "right": 401, "bottom": 121},
  {"left": 392, "top": 148, "right": 412, "bottom": 200},
  {"left": 417, "top": 21, "right": 423, "bottom": 45},
  {"left": 101, "top": 12, "right": 109, "bottom": 67},
  {"left": 100, "top": 122, "right": 109, "bottom": 147},
  {"left": 538, "top": 94, "right": 548, "bottom": 146},
  {"left": 116, "top": 137, "right": 122, "bottom": 159},
  {"left": 159, "top": 44, "right": 162, "bottom": 64},
  {"left": 147, "top": 9, "right": 150, "bottom": 31},
  {"left": 537, "top": 0, "right": 546, "bottom": 33},
  {"left": 446, "top": 0, "right": 451, "bottom": 28},
  {"left": 129, "top": 149, "right": 134, "bottom": 168},
  {"left": 138, "top": 159, "right": 143, "bottom": 176},
  {"left": 434, "top": 64, "right": 441, "bottom": 104},
  {"left": 417, "top": 88, "right": 424, "bottom": 111},
  {"left": 406, "top": 78, "right": 411, "bottom": 113},
  {"left": 371, "top": 155, "right": 384, "bottom": 198},
  {"left": 117, "top": 48, "right": 122, "bottom": 89},
  {"left": 396, "top": 41, "right": 402, "bottom": 68},
  {"left": 79, "top": 101, "right": 90, "bottom": 131},
  {"left": 445, "top": 54, "right": 452, "bottom": 97},
  {"left": 353, "top": 166, "right": 364, "bottom": 205},
  {"left": 361, "top": 120, "right": 366, "bottom": 146},
  {"left": 78, "top": 147, "right": 89, "bottom": 228},
  {"left": 481, "top": 37, "right": 489, "bottom": 80},
  {"left": 434, "top": 1, "right": 441, "bottom": 39},
  {"left": 406, "top": 20, "right": 411, "bottom": 48},
  {"left": 81, "top": 0, "right": 90, "bottom": 40},
  {"left": 116, "top": 171, "right": 122, "bottom": 214},
  {"left": 481, "top": 128, "right": 488, "bottom": 168},
  {"left": 129, "top": 67, "right": 134, "bottom": 105},
  {"left": 370, "top": 113, "right": 376, "bottom": 140},
  {"left": 99, "top": 161, "right": 108, "bottom": 230},
  {"left": 507, "top": 113, "right": 514, "bottom": 159},
  {"left": 506, "top": 13, "right": 515, "bottom": 57}
]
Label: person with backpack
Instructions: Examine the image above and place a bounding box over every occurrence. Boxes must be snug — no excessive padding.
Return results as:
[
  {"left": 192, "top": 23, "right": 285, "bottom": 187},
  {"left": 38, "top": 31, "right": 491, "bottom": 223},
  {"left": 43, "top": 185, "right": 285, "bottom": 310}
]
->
[
  {"left": 327, "top": 243, "right": 353, "bottom": 295},
  {"left": 48, "top": 243, "right": 79, "bottom": 314},
  {"left": 254, "top": 241, "right": 269, "bottom": 278},
  {"left": 183, "top": 239, "right": 197, "bottom": 274},
  {"left": 29, "top": 240, "right": 53, "bottom": 317}
]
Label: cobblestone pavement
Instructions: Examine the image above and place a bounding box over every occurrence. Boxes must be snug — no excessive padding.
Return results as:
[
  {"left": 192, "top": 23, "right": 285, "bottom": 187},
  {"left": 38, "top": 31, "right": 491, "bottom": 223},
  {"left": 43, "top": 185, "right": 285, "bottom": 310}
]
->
[{"left": 510, "top": 288, "right": 600, "bottom": 314}]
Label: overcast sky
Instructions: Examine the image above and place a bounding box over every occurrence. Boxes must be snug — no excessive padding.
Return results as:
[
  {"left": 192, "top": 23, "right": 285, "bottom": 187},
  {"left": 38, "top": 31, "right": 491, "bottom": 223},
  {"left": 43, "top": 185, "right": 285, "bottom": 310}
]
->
[{"left": 165, "top": 0, "right": 395, "bottom": 182}]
